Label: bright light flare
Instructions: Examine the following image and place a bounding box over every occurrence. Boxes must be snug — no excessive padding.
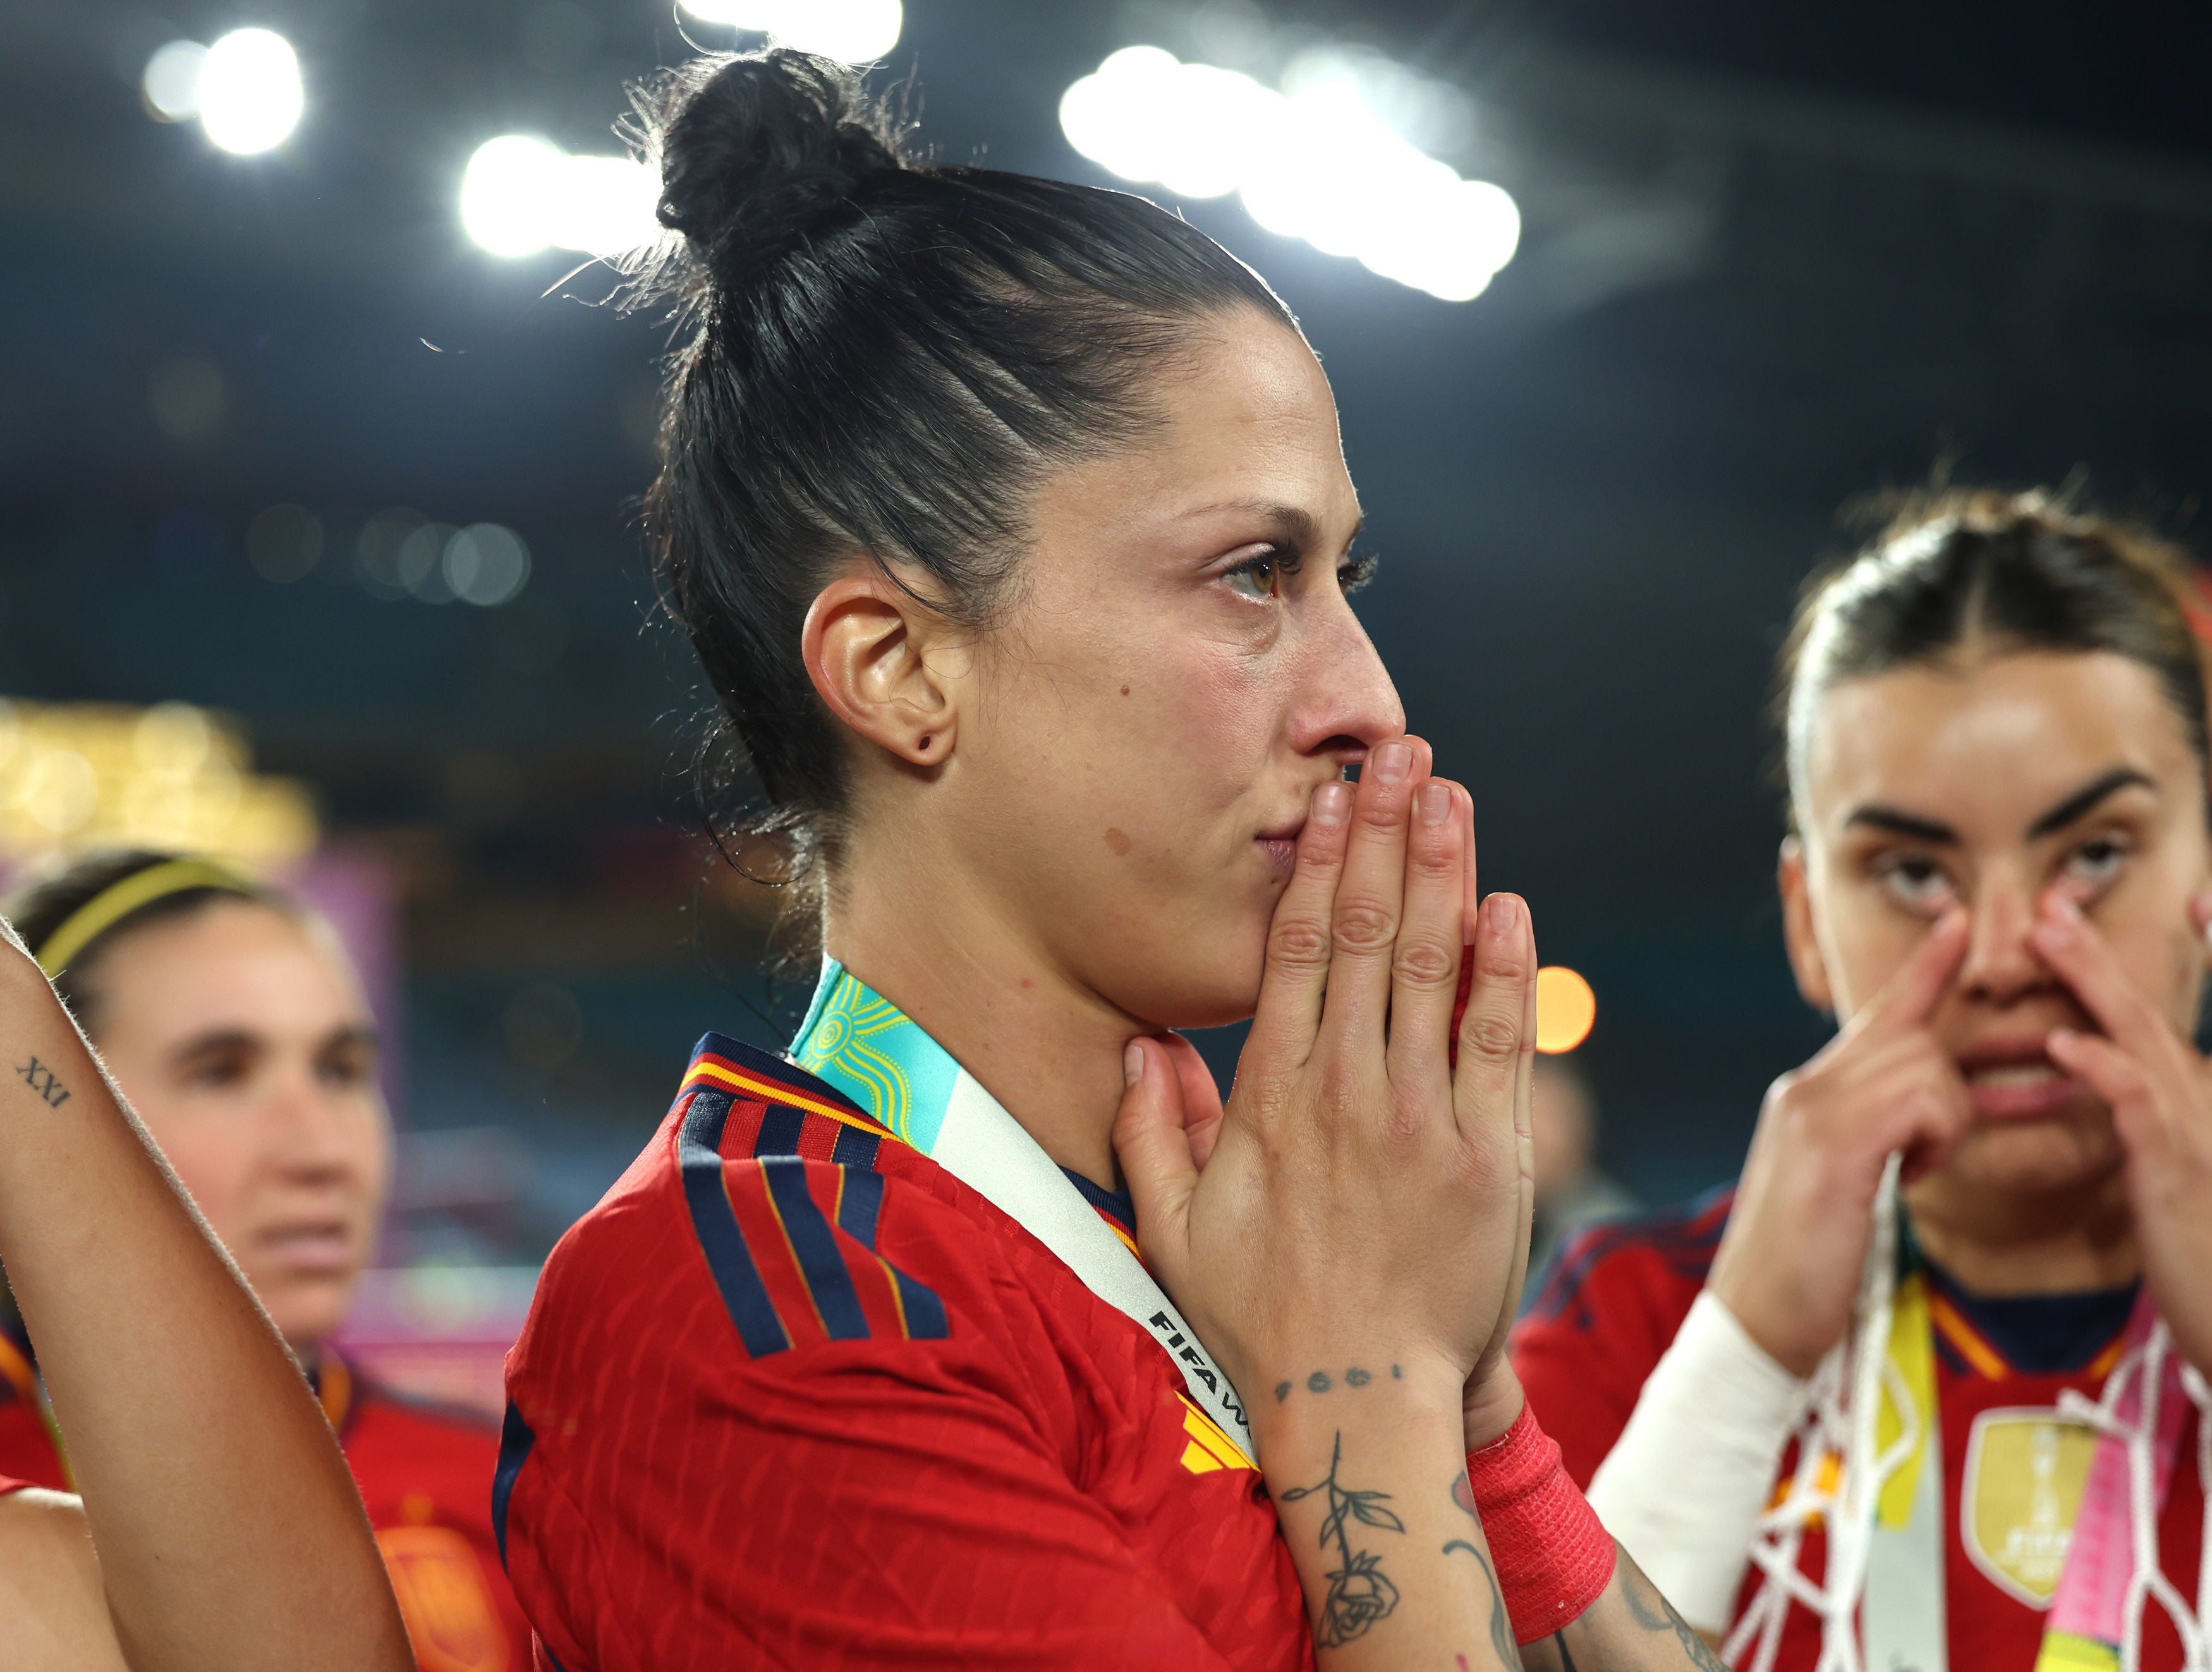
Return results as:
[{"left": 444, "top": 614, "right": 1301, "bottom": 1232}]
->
[
  {"left": 678, "top": 0, "right": 902, "bottom": 62},
  {"left": 461, "top": 136, "right": 661, "bottom": 258},
  {"left": 1534, "top": 967, "right": 1597, "bottom": 1055},
  {"left": 142, "top": 40, "right": 209, "bottom": 121},
  {"left": 1060, "top": 44, "right": 1519, "bottom": 303},
  {"left": 198, "top": 29, "right": 303, "bottom": 155}
]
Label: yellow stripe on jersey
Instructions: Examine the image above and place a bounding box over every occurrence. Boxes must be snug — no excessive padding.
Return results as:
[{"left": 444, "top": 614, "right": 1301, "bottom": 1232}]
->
[
  {"left": 684, "top": 1057, "right": 892, "bottom": 1140},
  {"left": 1929, "top": 1290, "right": 2010, "bottom": 1381},
  {"left": 1177, "top": 1394, "right": 1256, "bottom": 1474}
]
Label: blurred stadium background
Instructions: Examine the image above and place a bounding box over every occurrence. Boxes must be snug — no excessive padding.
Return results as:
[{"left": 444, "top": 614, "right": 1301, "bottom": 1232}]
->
[{"left": 4, "top": 0, "right": 2209, "bottom": 1402}]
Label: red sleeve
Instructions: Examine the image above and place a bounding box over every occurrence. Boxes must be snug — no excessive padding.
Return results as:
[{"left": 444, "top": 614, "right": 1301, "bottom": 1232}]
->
[
  {"left": 501, "top": 1147, "right": 1243, "bottom": 1672},
  {"left": 1509, "top": 1190, "right": 1732, "bottom": 1489}
]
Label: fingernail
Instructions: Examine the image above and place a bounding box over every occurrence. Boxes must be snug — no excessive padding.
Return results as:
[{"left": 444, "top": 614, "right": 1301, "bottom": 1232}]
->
[
  {"left": 1484, "top": 893, "right": 1521, "bottom": 936},
  {"left": 1313, "top": 781, "right": 1352, "bottom": 826},
  {"left": 1123, "top": 1041, "right": 1145, "bottom": 1088},
  {"left": 1418, "top": 781, "right": 1451, "bottom": 824},
  {"left": 1370, "top": 742, "right": 1413, "bottom": 784}
]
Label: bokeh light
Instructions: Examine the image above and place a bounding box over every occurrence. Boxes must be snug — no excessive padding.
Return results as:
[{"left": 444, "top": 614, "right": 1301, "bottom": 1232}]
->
[
  {"left": 0, "top": 700, "right": 317, "bottom": 869},
  {"left": 197, "top": 29, "right": 304, "bottom": 155},
  {"left": 677, "top": 0, "right": 903, "bottom": 63},
  {"left": 1060, "top": 44, "right": 1519, "bottom": 302},
  {"left": 460, "top": 135, "right": 661, "bottom": 257},
  {"left": 445, "top": 525, "right": 532, "bottom": 607},
  {"left": 142, "top": 40, "right": 209, "bottom": 122},
  {"left": 1534, "top": 966, "right": 1597, "bottom": 1054}
]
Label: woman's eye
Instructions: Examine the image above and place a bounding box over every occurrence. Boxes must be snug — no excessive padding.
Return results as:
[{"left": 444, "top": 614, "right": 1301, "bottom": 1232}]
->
[
  {"left": 320, "top": 1058, "right": 370, "bottom": 1090},
  {"left": 1876, "top": 855, "right": 1955, "bottom": 913},
  {"left": 2063, "top": 836, "right": 2129, "bottom": 891},
  {"left": 1222, "top": 556, "right": 1279, "bottom": 602}
]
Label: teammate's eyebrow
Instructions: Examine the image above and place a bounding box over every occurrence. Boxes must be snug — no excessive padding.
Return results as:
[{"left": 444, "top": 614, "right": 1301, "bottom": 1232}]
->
[
  {"left": 2025, "top": 767, "right": 2154, "bottom": 839},
  {"left": 169, "top": 1027, "right": 260, "bottom": 1065},
  {"left": 1844, "top": 806, "right": 1957, "bottom": 843}
]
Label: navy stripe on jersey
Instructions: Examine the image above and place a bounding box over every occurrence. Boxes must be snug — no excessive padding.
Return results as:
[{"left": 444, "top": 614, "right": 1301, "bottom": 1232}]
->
[
  {"left": 1061, "top": 1167, "right": 1137, "bottom": 1237},
  {"left": 891, "top": 1267, "right": 950, "bottom": 1340},
  {"left": 830, "top": 1122, "right": 882, "bottom": 1169},
  {"left": 492, "top": 1401, "right": 534, "bottom": 1570},
  {"left": 837, "top": 1166, "right": 887, "bottom": 1245},
  {"left": 762, "top": 1159, "right": 872, "bottom": 1341},
  {"left": 828, "top": 1165, "right": 949, "bottom": 1341},
  {"left": 679, "top": 1089, "right": 792, "bottom": 1357},
  {"left": 756, "top": 1102, "right": 806, "bottom": 1157}
]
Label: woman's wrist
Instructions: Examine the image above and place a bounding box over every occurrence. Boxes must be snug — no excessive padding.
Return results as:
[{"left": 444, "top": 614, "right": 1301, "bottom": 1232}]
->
[
  {"left": 1249, "top": 1350, "right": 1465, "bottom": 1457},
  {"left": 1464, "top": 1402, "right": 1617, "bottom": 1644},
  {"left": 1462, "top": 1359, "right": 1527, "bottom": 1453}
]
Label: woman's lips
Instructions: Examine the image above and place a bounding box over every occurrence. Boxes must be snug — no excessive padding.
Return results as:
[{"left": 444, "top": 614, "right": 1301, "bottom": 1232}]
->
[
  {"left": 1256, "top": 817, "right": 1306, "bottom": 882},
  {"left": 1959, "top": 1053, "right": 2091, "bottom": 1119},
  {"left": 255, "top": 1223, "right": 358, "bottom": 1276}
]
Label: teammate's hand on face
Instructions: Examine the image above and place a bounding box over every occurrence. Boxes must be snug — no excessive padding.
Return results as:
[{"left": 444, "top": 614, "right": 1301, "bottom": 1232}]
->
[
  {"left": 2032, "top": 889, "right": 2212, "bottom": 1379},
  {"left": 1706, "top": 911, "right": 1972, "bottom": 1378},
  {"left": 1114, "top": 735, "right": 1538, "bottom": 1436}
]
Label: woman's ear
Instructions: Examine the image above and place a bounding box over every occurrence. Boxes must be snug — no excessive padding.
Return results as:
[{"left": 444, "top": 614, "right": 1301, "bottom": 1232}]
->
[
  {"left": 1778, "top": 834, "right": 1837, "bottom": 1014},
  {"left": 801, "top": 568, "right": 961, "bottom": 769}
]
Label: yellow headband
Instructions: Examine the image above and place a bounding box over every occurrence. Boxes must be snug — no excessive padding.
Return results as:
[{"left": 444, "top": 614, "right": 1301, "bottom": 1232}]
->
[{"left": 34, "top": 858, "right": 256, "bottom": 979}]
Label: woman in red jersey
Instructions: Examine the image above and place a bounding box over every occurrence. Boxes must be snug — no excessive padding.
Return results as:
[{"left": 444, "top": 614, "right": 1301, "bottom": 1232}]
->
[
  {"left": 500, "top": 46, "right": 1735, "bottom": 1672},
  {"left": 0, "top": 851, "right": 530, "bottom": 1672},
  {"left": 0, "top": 884, "right": 411, "bottom": 1670},
  {"left": 1514, "top": 489, "right": 2212, "bottom": 1672}
]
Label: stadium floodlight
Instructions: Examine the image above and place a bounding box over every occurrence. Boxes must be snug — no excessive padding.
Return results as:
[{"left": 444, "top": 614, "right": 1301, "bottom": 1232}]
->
[
  {"left": 677, "top": 0, "right": 902, "bottom": 63},
  {"left": 1060, "top": 43, "right": 1519, "bottom": 303},
  {"left": 197, "top": 28, "right": 303, "bottom": 155},
  {"left": 461, "top": 136, "right": 662, "bottom": 259}
]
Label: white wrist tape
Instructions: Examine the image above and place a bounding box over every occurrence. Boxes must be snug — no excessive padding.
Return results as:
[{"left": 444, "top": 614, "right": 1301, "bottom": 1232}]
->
[{"left": 1587, "top": 1289, "right": 1809, "bottom": 1633}]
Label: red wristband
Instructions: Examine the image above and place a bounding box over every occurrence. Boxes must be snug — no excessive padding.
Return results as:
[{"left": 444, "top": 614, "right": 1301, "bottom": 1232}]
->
[{"left": 1464, "top": 1403, "right": 1615, "bottom": 1645}]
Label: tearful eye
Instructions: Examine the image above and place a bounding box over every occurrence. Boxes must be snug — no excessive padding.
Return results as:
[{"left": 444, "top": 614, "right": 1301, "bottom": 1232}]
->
[
  {"left": 1876, "top": 854, "right": 1955, "bottom": 913},
  {"left": 1222, "top": 554, "right": 1280, "bottom": 602},
  {"left": 2063, "top": 835, "right": 2130, "bottom": 892}
]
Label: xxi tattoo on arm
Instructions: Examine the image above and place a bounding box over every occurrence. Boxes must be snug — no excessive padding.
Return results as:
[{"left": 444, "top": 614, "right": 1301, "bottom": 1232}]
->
[{"left": 15, "top": 1054, "right": 69, "bottom": 1109}]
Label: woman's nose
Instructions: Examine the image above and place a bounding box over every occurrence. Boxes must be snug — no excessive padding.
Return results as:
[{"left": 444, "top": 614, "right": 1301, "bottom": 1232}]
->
[
  {"left": 1299, "top": 596, "right": 1404, "bottom": 758},
  {"left": 1959, "top": 881, "right": 2048, "bottom": 1002}
]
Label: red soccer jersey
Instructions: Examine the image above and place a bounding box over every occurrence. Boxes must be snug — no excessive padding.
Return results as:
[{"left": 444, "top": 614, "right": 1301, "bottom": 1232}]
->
[
  {"left": 1512, "top": 1193, "right": 2205, "bottom": 1671},
  {"left": 497, "top": 1034, "right": 1307, "bottom": 1671},
  {"left": 0, "top": 1334, "right": 527, "bottom": 1672}
]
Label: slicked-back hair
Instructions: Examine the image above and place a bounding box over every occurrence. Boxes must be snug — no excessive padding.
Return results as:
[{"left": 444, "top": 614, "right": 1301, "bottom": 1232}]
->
[
  {"left": 1779, "top": 487, "right": 2211, "bottom": 817},
  {"left": 630, "top": 49, "right": 1296, "bottom": 885}
]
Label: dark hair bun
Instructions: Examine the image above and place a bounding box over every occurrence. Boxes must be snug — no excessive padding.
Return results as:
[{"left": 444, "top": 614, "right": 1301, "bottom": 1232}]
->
[{"left": 648, "top": 49, "right": 904, "bottom": 282}]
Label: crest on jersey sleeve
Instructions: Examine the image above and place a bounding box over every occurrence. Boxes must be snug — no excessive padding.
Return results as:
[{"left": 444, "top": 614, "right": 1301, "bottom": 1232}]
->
[{"left": 1960, "top": 1407, "right": 2100, "bottom": 1606}]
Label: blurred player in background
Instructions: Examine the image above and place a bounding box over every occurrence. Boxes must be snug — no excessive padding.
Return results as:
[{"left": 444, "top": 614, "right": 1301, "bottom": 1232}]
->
[
  {"left": 0, "top": 873, "right": 411, "bottom": 1670},
  {"left": 0, "top": 850, "right": 529, "bottom": 1672},
  {"left": 1526, "top": 1055, "right": 1636, "bottom": 1288},
  {"left": 1515, "top": 490, "right": 2212, "bottom": 1671}
]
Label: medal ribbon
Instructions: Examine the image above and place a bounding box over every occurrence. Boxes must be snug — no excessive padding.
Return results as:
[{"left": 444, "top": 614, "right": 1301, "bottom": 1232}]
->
[
  {"left": 789, "top": 960, "right": 1256, "bottom": 1461},
  {"left": 1857, "top": 1276, "right": 2184, "bottom": 1672},
  {"left": 2034, "top": 1295, "right": 2193, "bottom": 1672}
]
